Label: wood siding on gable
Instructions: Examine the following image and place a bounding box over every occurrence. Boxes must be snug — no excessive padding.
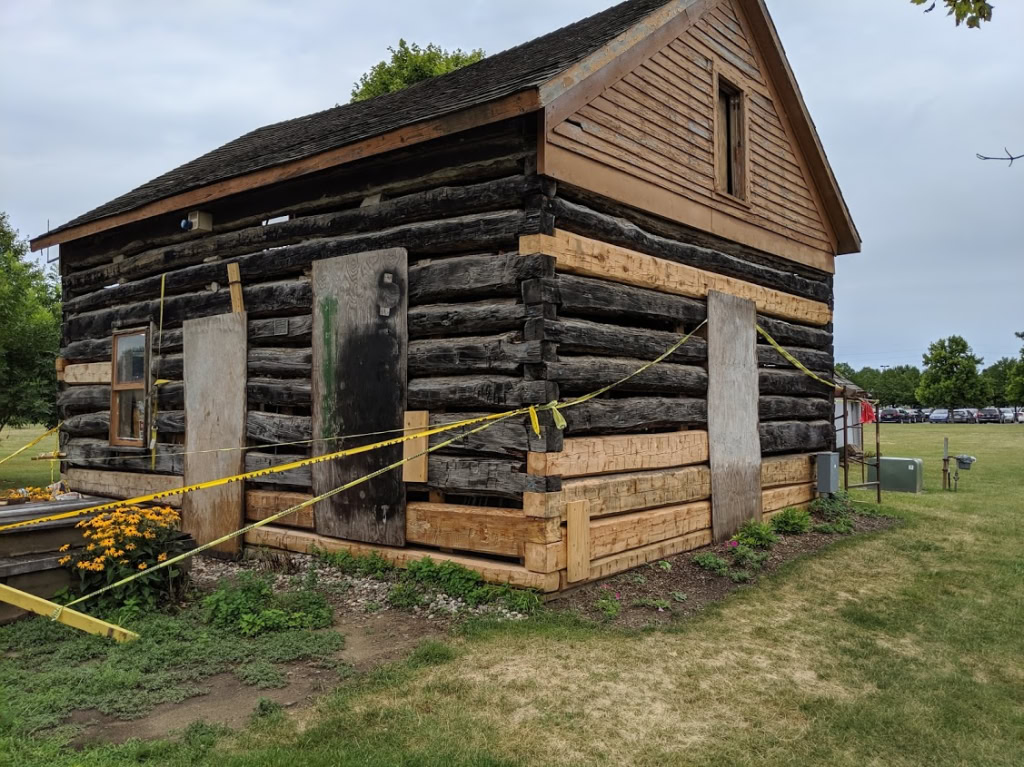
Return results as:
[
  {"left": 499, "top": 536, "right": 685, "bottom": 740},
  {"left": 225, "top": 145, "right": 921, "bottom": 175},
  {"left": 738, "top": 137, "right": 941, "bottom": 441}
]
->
[{"left": 545, "top": 0, "right": 836, "bottom": 267}]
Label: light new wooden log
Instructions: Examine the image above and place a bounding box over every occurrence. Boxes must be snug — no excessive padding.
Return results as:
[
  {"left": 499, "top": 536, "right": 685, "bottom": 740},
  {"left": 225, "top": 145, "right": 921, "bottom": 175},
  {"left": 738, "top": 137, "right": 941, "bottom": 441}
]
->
[
  {"left": 525, "top": 540, "right": 565, "bottom": 573},
  {"left": 245, "top": 525, "right": 561, "bottom": 592},
  {"left": 566, "top": 500, "right": 589, "bottom": 583},
  {"left": 590, "top": 500, "right": 711, "bottom": 561},
  {"left": 528, "top": 430, "right": 709, "bottom": 478},
  {"left": 762, "top": 482, "right": 817, "bottom": 512},
  {"left": 761, "top": 454, "right": 816, "bottom": 489},
  {"left": 581, "top": 528, "right": 712, "bottom": 582},
  {"left": 183, "top": 312, "right": 247, "bottom": 556},
  {"left": 520, "top": 230, "right": 832, "bottom": 326},
  {"left": 62, "top": 362, "right": 110, "bottom": 385},
  {"left": 707, "top": 291, "right": 763, "bottom": 542},
  {"left": 62, "top": 468, "right": 182, "bottom": 508},
  {"left": 405, "top": 502, "right": 559, "bottom": 558},
  {"left": 245, "top": 490, "right": 314, "bottom": 528},
  {"left": 402, "top": 411, "right": 429, "bottom": 483},
  {"left": 561, "top": 464, "right": 712, "bottom": 519}
]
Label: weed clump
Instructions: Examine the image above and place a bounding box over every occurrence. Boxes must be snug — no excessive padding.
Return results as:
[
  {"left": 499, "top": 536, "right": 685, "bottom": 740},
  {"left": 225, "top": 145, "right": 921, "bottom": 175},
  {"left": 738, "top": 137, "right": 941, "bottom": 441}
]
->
[
  {"left": 733, "top": 520, "right": 779, "bottom": 549},
  {"left": 811, "top": 492, "right": 856, "bottom": 535},
  {"left": 770, "top": 507, "right": 812, "bottom": 534},
  {"left": 201, "top": 570, "right": 332, "bottom": 636},
  {"left": 693, "top": 553, "right": 731, "bottom": 576}
]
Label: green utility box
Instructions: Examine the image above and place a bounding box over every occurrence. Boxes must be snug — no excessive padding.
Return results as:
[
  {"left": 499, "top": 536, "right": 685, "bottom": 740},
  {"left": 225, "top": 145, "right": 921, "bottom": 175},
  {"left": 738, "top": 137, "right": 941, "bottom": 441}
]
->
[{"left": 868, "top": 457, "right": 924, "bottom": 493}]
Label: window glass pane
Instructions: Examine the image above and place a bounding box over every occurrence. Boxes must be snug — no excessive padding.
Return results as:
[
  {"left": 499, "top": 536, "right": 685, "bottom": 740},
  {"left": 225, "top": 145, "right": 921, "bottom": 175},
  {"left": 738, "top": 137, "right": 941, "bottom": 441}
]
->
[
  {"left": 115, "top": 333, "right": 146, "bottom": 383},
  {"left": 116, "top": 390, "right": 146, "bottom": 441}
]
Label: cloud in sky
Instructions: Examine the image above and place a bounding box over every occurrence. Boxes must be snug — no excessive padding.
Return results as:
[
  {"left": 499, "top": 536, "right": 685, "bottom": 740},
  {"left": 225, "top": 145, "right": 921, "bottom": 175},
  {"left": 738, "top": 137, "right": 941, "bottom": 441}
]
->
[{"left": 1, "top": 0, "right": 1021, "bottom": 368}]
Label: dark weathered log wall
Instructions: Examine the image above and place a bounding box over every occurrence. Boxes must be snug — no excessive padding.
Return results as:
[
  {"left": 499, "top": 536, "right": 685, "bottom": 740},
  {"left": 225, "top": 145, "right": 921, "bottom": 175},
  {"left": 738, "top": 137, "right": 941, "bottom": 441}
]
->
[{"left": 58, "top": 119, "right": 567, "bottom": 500}]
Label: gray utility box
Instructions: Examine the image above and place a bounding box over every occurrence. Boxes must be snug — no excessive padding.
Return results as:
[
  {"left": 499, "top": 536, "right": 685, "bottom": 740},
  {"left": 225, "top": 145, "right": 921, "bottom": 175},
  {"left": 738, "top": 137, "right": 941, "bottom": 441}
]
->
[
  {"left": 868, "top": 457, "right": 924, "bottom": 493},
  {"left": 816, "top": 452, "right": 840, "bottom": 494}
]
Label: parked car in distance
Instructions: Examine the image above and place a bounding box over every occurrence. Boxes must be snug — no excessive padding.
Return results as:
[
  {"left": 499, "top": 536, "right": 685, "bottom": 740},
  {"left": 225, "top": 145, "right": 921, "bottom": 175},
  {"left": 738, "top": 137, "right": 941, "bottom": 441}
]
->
[
  {"left": 907, "top": 408, "right": 927, "bottom": 423},
  {"left": 880, "top": 407, "right": 904, "bottom": 423},
  {"left": 953, "top": 409, "right": 977, "bottom": 424},
  {"left": 999, "top": 408, "right": 1016, "bottom": 423},
  {"left": 1018, "top": 412, "right": 1024, "bottom": 424},
  {"left": 929, "top": 409, "right": 950, "bottom": 423},
  {"left": 978, "top": 407, "right": 1003, "bottom": 424}
]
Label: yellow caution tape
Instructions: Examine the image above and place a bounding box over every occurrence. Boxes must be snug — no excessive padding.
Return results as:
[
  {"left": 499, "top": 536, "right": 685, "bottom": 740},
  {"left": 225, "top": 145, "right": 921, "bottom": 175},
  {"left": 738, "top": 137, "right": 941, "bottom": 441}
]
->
[
  {"left": 755, "top": 325, "right": 838, "bottom": 390},
  {"left": 63, "top": 410, "right": 521, "bottom": 610},
  {"left": 7, "top": 319, "right": 709, "bottom": 535},
  {"left": 528, "top": 406, "right": 541, "bottom": 437},
  {"left": 0, "top": 423, "right": 63, "bottom": 467}
]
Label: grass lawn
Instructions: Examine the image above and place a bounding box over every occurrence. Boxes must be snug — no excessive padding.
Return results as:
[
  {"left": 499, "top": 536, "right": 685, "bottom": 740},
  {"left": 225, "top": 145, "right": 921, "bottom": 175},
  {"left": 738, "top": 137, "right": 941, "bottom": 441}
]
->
[
  {"left": 2, "top": 424, "right": 1022, "bottom": 765},
  {"left": 0, "top": 425, "right": 58, "bottom": 492}
]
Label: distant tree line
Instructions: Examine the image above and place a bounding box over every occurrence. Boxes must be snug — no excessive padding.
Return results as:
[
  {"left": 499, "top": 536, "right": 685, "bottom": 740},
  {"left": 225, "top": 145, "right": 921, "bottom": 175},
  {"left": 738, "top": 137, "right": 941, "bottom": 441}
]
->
[{"left": 837, "top": 333, "right": 1024, "bottom": 411}]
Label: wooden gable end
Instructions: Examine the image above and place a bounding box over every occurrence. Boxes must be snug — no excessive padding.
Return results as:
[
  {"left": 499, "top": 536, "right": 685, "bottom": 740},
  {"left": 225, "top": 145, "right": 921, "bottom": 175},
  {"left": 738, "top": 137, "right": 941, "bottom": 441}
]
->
[{"left": 543, "top": 0, "right": 837, "bottom": 273}]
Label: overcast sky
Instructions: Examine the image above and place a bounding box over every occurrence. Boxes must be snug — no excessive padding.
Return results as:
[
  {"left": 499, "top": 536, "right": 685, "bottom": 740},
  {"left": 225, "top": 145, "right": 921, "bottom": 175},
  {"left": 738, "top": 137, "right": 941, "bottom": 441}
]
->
[{"left": 1, "top": 0, "right": 1021, "bottom": 369}]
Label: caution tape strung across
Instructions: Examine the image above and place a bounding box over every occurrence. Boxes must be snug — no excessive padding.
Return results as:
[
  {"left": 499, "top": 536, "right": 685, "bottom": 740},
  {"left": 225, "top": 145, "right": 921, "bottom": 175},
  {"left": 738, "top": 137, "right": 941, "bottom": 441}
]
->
[
  {"left": 755, "top": 325, "right": 839, "bottom": 390},
  {"left": 5, "top": 320, "right": 708, "bottom": 535},
  {"left": 0, "top": 423, "right": 62, "bottom": 467}
]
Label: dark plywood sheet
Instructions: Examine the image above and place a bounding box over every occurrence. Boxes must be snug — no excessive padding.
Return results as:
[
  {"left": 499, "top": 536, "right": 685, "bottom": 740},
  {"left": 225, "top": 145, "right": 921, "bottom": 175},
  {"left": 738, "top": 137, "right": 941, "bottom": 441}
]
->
[
  {"left": 312, "top": 249, "right": 408, "bottom": 545},
  {"left": 183, "top": 312, "right": 247, "bottom": 555},
  {"left": 707, "top": 290, "right": 762, "bottom": 541}
]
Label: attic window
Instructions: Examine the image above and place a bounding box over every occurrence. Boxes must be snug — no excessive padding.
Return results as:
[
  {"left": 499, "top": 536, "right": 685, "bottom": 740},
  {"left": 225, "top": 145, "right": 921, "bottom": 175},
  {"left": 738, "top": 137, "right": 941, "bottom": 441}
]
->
[{"left": 715, "top": 76, "right": 746, "bottom": 200}]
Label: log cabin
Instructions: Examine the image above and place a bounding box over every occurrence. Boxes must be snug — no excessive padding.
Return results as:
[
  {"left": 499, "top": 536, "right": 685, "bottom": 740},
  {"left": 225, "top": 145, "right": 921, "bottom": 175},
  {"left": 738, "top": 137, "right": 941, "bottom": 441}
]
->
[{"left": 32, "top": 0, "right": 858, "bottom": 593}]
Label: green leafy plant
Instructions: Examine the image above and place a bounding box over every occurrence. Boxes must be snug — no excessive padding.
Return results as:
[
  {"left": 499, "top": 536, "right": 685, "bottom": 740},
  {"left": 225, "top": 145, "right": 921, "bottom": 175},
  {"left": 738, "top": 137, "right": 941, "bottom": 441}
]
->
[
  {"left": 814, "top": 519, "right": 855, "bottom": 535},
  {"left": 201, "top": 571, "right": 332, "bottom": 636},
  {"left": 671, "top": 591, "right": 688, "bottom": 603},
  {"left": 729, "top": 570, "right": 754, "bottom": 584},
  {"left": 731, "top": 544, "right": 769, "bottom": 571},
  {"left": 733, "top": 520, "right": 779, "bottom": 549},
  {"left": 654, "top": 560, "right": 672, "bottom": 572},
  {"left": 387, "top": 582, "right": 424, "bottom": 609},
  {"left": 693, "top": 553, "right": 730, "bottom": 576},
  {"left": 770, "top": 507, "right": 812, "bottom": 535},
  {"left": 811, "top": 491, "right": 854, "bottom": 522},
  {"left": 595, "top": 586, "right": 622, "bottom": 619}
]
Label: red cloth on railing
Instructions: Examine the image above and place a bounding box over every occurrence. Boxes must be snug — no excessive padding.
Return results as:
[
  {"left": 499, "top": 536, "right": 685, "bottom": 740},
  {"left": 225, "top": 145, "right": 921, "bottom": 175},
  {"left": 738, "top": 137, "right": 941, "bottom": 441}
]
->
[{"left": 861, "top": 400, "right": 876, "bottom": 424}]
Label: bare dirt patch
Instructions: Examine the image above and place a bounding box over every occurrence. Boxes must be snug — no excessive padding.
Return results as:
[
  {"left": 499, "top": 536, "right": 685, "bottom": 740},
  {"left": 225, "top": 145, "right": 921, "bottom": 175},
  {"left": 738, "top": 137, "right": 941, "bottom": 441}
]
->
[{"left": 552, "top": 514, "right": 897, "bottom": 628}]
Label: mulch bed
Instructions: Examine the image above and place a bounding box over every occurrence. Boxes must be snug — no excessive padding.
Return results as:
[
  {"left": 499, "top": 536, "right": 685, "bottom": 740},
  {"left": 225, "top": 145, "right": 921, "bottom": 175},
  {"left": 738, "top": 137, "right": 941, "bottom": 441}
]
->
[{"left": 551, "top": 513, "right": 899, "bottom": 629}]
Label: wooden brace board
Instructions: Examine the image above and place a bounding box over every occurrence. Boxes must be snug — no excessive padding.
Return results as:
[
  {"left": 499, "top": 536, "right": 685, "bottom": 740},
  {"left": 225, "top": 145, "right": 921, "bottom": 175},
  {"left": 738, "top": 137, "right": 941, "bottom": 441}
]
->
[
  {"left": 312, "top": 248, "right": 408, "bottom": 546},
  {"left": 183, "top": 312, "right": 247, "bottom": 555},
  {"left": 707, "top": 291, "right": 762, "bottom": 541}
]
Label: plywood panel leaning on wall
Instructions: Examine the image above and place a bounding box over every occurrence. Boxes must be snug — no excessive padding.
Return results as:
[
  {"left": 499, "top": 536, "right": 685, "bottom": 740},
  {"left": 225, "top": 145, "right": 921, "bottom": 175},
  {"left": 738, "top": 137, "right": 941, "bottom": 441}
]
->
[
  {"left": 182, "top": 312, "right": 247, "bottom": 555},
  {"left": 312, "top": 249, "right": 408, "bottom": 546},
  {"left": 707, "top": 290, "right": 762, "bottom": 541}
]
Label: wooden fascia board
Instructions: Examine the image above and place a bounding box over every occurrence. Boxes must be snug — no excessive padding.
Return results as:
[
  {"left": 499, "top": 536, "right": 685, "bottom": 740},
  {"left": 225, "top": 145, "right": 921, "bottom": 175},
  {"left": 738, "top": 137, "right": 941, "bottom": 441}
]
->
[
  {"left": 30, "top": 90, "right": 541, "bottom": 252},
  {"left": 737, "top": 0, "right": 861, "bottom": 254},
  {"left": 538, "top": 0, "right": 717, "bottom": 134}
]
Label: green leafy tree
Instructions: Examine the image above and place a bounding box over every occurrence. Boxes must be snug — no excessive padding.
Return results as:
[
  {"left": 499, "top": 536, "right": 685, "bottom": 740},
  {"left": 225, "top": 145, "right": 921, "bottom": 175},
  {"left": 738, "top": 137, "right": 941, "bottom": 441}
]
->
[
  {"left": 910, "top": 1, "right": 993, "bottom": 28},
  {"left": 351, "top": 40, "right": 485, "bottom": 102},
  {"left": 834, "top": 362, "right": 856, "bottom": 381},
  {"left": 981, "top": 357, "right": 1017, "bottom": 407},
  {"left": 915, "top": 335, "right": 986, "bottom": 410},
  {"left": 0, "top": 213, "right": 60, "bottom": 434},
  {"left": 1006, "top": 332, "right": 1024, "bottom": 408}
]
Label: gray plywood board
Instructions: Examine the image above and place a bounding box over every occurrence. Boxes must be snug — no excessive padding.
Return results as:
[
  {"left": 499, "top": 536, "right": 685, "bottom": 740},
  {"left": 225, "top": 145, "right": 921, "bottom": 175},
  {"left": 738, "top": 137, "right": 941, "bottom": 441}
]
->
[
  {"left": 312, "top": 249, "right": 408, "bottom": 545},
  {"left": 707, "top": 291, "right": 762, "bottom": 541},
  {"left": 183, "top": 312, "right": 247, "bottom": 555}
]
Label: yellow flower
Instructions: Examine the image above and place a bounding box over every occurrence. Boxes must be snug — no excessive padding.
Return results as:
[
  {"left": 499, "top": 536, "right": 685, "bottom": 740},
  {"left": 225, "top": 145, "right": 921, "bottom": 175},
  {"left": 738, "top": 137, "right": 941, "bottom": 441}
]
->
[
  {"left": 100, "top": 538, "right": 114, "bottom": 548},
  {"left": 58, "top": 556, "right": 71, "bottom": 566},
  {"left": 157, "top": 552, "right": 168, "bottom": 562},
  {"left": 138, "top": 562, "right": 148, "bottom": 570},
  {"left": 124, "top": 543, "right": 136, "bottom": 551},
  {"left": 58, "top": 544, "right": 70, "bottom": 552},
  {"left": 87, "top": 544, "right": 96, "bottom": 551},
  {"left": 77, "top": 561, "right": 89, "bottom": 569}
]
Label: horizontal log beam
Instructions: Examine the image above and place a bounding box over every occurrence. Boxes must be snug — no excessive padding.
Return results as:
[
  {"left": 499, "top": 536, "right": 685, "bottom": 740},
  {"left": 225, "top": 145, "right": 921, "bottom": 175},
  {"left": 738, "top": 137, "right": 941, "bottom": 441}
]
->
[
  {"left": 760, "top": 370, "right": 834, "bottom": 398},
  {"left": 408, "top": 333, "right": 542, "bottom": 376},
  {"left": 549, "top": 197, "right": 831, "bottom": 302},
  {"left": 761, "top": 454, "right": 816, "bottom": 489},
  {"left": 759, "top": 420, "right": 832, "bottom": 456},
  {"left": 246, "top": 525, "right": 560, "bottom": 592},
  {"left": 528, "top": 430, "right": 708, "bottom": 479},
  {"left": 521, "top": 230, "right": 832, "bottom": 326},
  {"left": 64, "top": 440, "right": 184, "bottom": 475},
  {"left": 561, "top": 464, "right": 712, "bottom": 518},
  {"left": 762, "top": 482, "right": 817, "bottom": 512},
  {"left": 543, "top": 357, "right": 707, "bottom": 395},
  {"left": 530, "top": 317, "right": 707, "bottom": 364},
  {"left": 562, "top": 397, "right": 708, "bottom": 435},
  {"left": 405, "top": 502, "right": 559, "bottom": 558},
  {"left": 589, "top": 500, "right": 711, "bottom": 561},
  {"left": 409, "top": 300, "right": 527, "bottom": 338},
  {"left": 408, "top": 376, "right": 555, "bottom": 409},
  {"left": 62, "top": 468, "right": 183, "bottom": 508},
  {"left": 244, "top": 490, "right": 314, "bottom": 528},
  {"left": 583, "top": 529, "right": 711, "bottom": 583},
  {"left": 759, "top": 395, "right": 832, "bottom": 422}
]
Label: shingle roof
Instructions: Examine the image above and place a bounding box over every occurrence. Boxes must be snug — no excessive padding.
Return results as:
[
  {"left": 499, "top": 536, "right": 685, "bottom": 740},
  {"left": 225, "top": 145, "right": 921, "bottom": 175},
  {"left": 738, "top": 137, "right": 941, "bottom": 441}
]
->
[{"left": 49, "top": 0, "right": 673, "bottom": 236}]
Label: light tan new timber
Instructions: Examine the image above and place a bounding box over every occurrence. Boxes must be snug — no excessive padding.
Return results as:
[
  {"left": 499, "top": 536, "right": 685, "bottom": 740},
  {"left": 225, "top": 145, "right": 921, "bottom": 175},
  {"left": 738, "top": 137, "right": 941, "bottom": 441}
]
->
[
  {"left": 561, "top": 464, "right": 712, "bottom": 519},
  {"left": 402, "top": 411, "right": 429, "bottom": 483},
  {"left": 520, "top": 230, "right": 832, "bottom": 325},
  {"left": 528, "top": 430, "right": 709, "bottom": 478},
  {"left": 245, "top": 490, "right": 315, "bottom": 528},
  {"left": 405, "top": 502, "right": 559, "bottom": 558},
  {"left": 523, "top": 491, "right": 565, "bottom": 519},
  {"left": 525, "top": 540, "right": 566, "bottom": 574},
  {"left": 760, "top": 453, "right": 815, "bottom": 488},
  {"left": 245, "top": 525, "right": 560, "bottom": 592},
  {"left": 591, "top": 500, "right": 711, "bottom": 560},
  {"left": 0, "top": 583, "right": 139, "bottom": 642},
  {"left": 227, "top": 262, "right": 245, "bottom": 313},
  {"left": 566, "top": 500, "right": 590, "bottom": 583},
  {"left": 63, "top": 362, "right": 111, "bottom": 385},
  {"left": 63, "top": 468, "right": 182, "bottom": 508},
  {"left": 586, "top": 528, "right": 711, "bottom": 581},
  {"left": 762, "top": 481, "right": 816, "bottom": 512}
]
